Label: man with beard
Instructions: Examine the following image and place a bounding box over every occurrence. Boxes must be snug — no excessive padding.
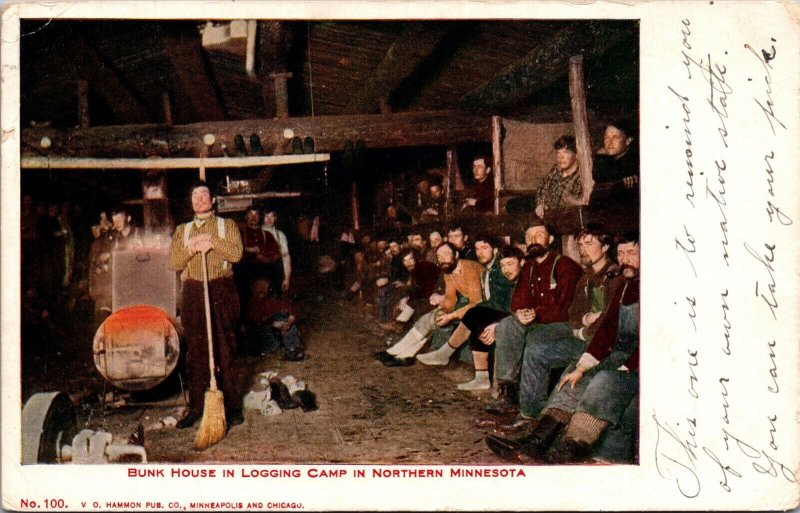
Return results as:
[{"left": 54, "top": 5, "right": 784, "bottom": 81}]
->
[
  {"left": 376, "top": 248, "right": 440, "bottom": 332},
  {"left": 486, "top": 233, "right": 640, "bottom": 464},
  {"left": 425, "top": 231, "right": 443, "bottom": 263},
  {"left": 417, "top": 244, "right": 524, "bottom": 391},
  {"left": 374, "top": 242, "right": 483, "bottom": 367},
  {"left": 487, "top": 224, "right": 619, "bottom": 435},
  {"left": 480, "top": 221, "right": 583, "bottom": 419}
]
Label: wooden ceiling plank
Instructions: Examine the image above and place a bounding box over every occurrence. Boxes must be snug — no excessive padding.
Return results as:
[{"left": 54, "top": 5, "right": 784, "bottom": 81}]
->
[
  {"left": 72, "top": 28, "right": 155, "bottom": 124},
  {"left": 343, "top": 23, "right": 451, "bottom": 114},
  {"left": 460, "top": 21, "right": 637, "bottom": 113},
  {"left": 159, "top": 23, "right": 226, "bottom": 122}
]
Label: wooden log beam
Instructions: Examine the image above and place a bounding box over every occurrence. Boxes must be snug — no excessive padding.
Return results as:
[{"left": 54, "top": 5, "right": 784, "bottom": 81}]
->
[
  {"left": 159, "top": 22, "right": 226, "bottom": 122},
  {"left": 461, "top": 21, "right": 636, "bottom": 113},
  {"left": 569, "top": 55, "right": 594, "bottom": 204},
  {"left": 22, "top": 110, "right": 492, "bottom": 159},
  {"left": 344, "top": 23, "right": 451, "bottom": 115},
  {"left": 71, "top": 27, "right": 154, "bottom": 124}
]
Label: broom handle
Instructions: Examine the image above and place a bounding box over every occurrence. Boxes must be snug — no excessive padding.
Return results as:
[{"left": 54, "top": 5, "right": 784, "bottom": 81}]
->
[{"left": 201, "top": 251, "right": 218, "bottom": 391}]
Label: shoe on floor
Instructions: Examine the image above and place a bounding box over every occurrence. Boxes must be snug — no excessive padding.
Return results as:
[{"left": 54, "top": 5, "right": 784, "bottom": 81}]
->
[
  {"left": 176, "top": 411, "right": 200, "bottom": 429},
  {"left": 546, "top": 439, "right": 592, "bottom": 464},
  {"left": 374, "top": 350, "right": 396, "bottom": 363},
  {"left": 384, "top": 356, "right": 415, "bottom": 367},
  {"left": 485, "top": 435, "right": 532, "bottom": 463},
  {"left": 282, "top": 349, "right": 305, "bottom": 362},
  {"left": 227, "top": 410, "right": 245, "bottom": 427}
]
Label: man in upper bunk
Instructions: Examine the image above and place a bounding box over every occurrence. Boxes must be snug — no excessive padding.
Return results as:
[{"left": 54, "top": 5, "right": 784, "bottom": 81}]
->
[
  {"left": 461, "top": 155, "right": 495, "bottom": 214},
  {"left": 591, "top": 120, "right": 639, "bottom": 203},
  {"left": 534, "top": 135, "right": 584, "bottom": 220}
]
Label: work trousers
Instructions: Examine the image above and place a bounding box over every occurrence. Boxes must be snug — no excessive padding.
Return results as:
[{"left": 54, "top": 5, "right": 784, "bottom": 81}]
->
[
  {"left": 462, "top": 306, "right": 508, "bottom": 352},
  {"left": 181, "top": 278, "right": 241, "bottom": 415},
  {"left": 247, "top": 312, "right": 302, "bottom": 353},
  {"left": 518, "top": 322, "right": 586, "bottom": 418},
  {"left": 493, "top": 316, "right": 549, "bottom": 383},
  {"left": 595, "top": 392, "right": 639, "bottom": 463}
]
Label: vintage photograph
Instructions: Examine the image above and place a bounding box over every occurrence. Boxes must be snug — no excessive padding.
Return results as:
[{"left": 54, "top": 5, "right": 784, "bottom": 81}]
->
[
  {"left": 5, "top": 0, "right": 800, "bottom": 511},
  {"left": 18, "top": 17, "right": 641, "bottom": 466}
]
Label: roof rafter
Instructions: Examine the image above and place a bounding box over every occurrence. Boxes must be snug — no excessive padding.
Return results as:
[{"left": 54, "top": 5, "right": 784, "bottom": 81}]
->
[
  {"left": 343, "top": 22, "right": 452, "bottom": 114},
  {"left": 461, "top": 21, "right": 637, "bottom": 113}
]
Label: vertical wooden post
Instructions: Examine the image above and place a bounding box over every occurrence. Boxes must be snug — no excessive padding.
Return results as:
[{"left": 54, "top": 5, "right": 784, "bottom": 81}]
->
[
  {"left": 569, "top": 55, "right": 594, "bottom": 205},
  {"left": 445, "top": 147, "right": 458, "bottom": 220},
  {"left": 350, "top": 182, "right": 360, "bottom": 231},
  {"left": 491, "top": 115, "right": 503, "bottom": 215},
  {"left": 269, "top": 72, "right": 293, "bottom": 120},
  {"left": 379, "top": 98, "right": 392, "bottom": 117},
  {"left": 78, "top": 80, "right": 90, "bottom": 128},
  {"left": 245, "top": 20, "right": 258, "bottom": 76},
  {"left": 162, "top": 91, "right": 174, "bottom": 126}
]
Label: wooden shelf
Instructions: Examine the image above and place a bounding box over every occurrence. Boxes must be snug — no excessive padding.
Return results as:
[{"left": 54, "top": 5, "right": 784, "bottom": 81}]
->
[{"left": 21, "top": 153, "right": 331, "bottom": 170}]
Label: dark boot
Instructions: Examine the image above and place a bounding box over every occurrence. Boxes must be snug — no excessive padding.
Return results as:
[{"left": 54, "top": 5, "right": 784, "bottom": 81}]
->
[
  {"left": 517, "top": 414, "right": 566, "bottom": 459},
  {"left": 546, "top": 439, "right": 592, "bottom": 464},
  {"left": 485, "top": 415, "right": 566, "bottom": 463},
  {"left": 484, "top": 381, "right": 518, "bottom": 415}
]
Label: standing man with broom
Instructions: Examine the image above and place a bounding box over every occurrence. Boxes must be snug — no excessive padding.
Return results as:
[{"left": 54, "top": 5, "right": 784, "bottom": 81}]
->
[{"left": 170, "top": 181, "right": 244, "bottom": 448}]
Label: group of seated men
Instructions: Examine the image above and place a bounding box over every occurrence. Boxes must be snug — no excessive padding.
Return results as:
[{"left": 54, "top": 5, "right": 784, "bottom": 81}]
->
[{"left": 368, "top": 219, "right": 640, "bottom": 465}]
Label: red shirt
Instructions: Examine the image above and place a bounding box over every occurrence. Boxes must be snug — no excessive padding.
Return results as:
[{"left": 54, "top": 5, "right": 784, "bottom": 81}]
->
[
  {"left": 409, "top": 260, "right": 441, "bottom": 300},
  {"left": 240, "top": 225, "right": 280, "bottom": 263},
  {"left": 510, "top": 251, "right": 582, "bottom": 324},
  {"left": 585, "top": 277, "right": 639, "bottom": 371}
]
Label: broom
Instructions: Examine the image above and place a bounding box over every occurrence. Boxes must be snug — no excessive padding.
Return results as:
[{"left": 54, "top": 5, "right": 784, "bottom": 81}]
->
[{"left": 194, "top": 250, "right": 227, "bottom": 450}]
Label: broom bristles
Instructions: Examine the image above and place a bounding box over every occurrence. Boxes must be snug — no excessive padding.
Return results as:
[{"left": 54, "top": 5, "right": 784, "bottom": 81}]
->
[{"left": 193, "top": 389, "right": 227, "bottom": 451}]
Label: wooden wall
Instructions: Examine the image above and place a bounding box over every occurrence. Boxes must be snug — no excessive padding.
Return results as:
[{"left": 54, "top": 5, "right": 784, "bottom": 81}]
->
[{"left": 501, "top": 119, "right": 573, "bottom": 192}]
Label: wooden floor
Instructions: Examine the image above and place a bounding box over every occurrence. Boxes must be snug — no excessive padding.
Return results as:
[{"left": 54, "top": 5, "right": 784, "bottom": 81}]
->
[{"left": 32, "top": 295, "right": 510, "bottom": 465}]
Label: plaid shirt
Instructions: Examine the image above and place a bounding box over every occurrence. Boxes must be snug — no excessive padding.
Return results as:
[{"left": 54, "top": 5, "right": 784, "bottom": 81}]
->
[
  {"left": 535, "top": 166, "right": 582, "bottom": 210},
  {"left": 169, "top": 214, "right": 243, "bottom": 281}
]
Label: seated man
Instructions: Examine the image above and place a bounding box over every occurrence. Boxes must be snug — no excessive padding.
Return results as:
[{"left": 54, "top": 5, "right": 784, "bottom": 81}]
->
[
  {"left": 479, "top": 220, "right": 582, "bottom": 418},
  {"left": 417, "top": 242, "right": 523, "bottom": 392},
  {"left": 242, "top": 279, "right": 304, "bottom": 361},
  {"left": 374, "top": 242, "right": 483, "bottom": 367},
  {"left": 447, "top": 225, "right": 477, "bottom": 261},
  {"left": 420, "top": 177, "right": 446, "bottom": 222},
  {"left": 377, "top": 248, "right": 440, "bottom": 332},
  {"left": 486, "top": 233, "right": 639, "bottom": 464},
  {"left": 488, "top": 225, "right": 619, "bottom": 433},
  {"left": 535, "top": 135, "right": 583, "bottom": 220},
  {"left": 425, "top": 231, "right": 443, "bottom": 263},
  {"left": 461, "top": 155, "right": 495, "bottom": 213}
]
